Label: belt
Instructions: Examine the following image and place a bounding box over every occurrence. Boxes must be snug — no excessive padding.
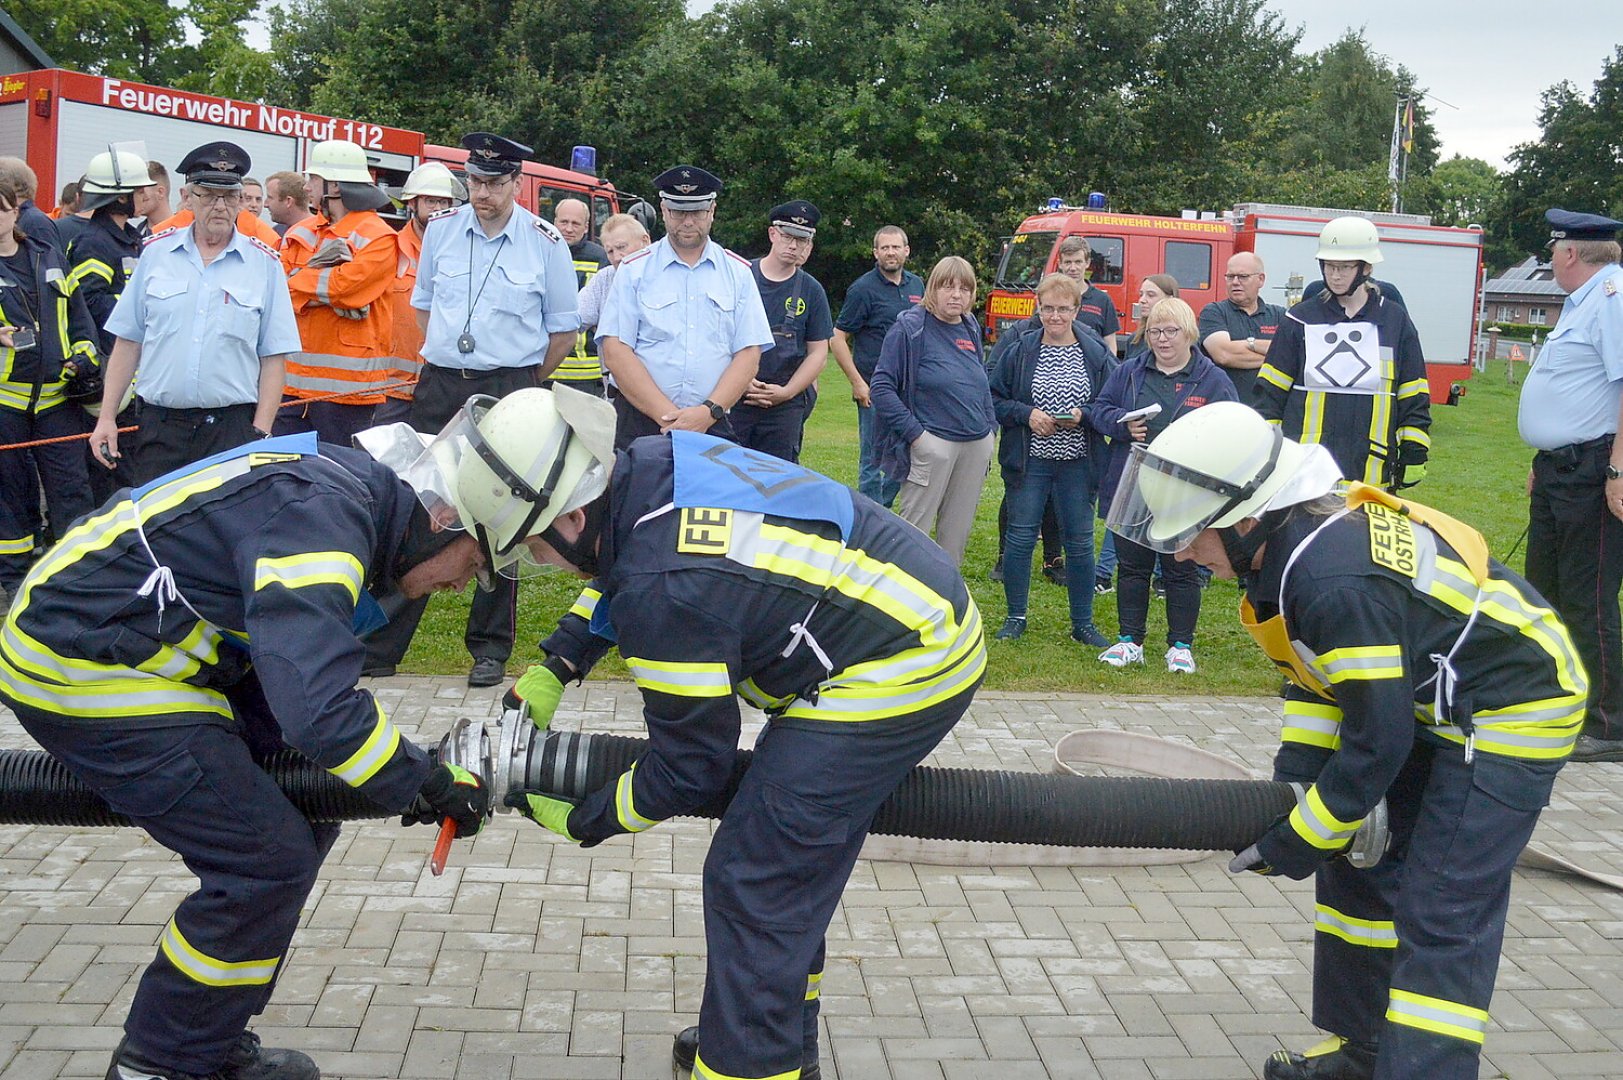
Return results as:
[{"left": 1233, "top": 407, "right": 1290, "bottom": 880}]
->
[
  {"left": 426, "top": 363, "right": 540, "bottom": 382},
  {"left": 138, "top": 401, "right": 254, "bottom": 418}
]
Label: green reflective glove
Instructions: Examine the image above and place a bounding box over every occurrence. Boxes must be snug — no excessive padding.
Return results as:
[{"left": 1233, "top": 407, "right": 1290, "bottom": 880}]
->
[
  {"left": 512, "top": 662, "right": 565, "bottom": 731},
  {"left": 504, "top": 790, "right": 579, "bottom": 841},
  {"left": 1399, "top": 462, "right": 1427, "bottom": 489}
]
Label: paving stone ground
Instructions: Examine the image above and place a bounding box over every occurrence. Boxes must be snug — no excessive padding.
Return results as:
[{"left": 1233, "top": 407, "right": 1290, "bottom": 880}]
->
[{"left": 3, "top": 677, "right": 1621, "bottom": 1080}]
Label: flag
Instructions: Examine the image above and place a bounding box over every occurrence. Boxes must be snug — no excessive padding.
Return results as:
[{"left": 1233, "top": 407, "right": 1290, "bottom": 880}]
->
[
  {"left": 1388, "top": 101, "right": 1403, "bottom": 183},
  {"left": 1402, "top": 99, "right": 1415, "bottom": 154}
]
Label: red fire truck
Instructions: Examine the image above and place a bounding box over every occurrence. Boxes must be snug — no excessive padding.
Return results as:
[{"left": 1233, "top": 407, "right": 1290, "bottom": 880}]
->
[
  {"left": 0, "top": 68, "right": 635, "bottom": 234},
  {"left": 986, "top": 200, "right": 1485, "bottom": 403}
]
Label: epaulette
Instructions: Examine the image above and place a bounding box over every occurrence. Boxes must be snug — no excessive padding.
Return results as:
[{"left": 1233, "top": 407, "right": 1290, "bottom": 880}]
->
[
  {"left": 533, "top": 216, "right": 563, "bottom": 244},
  {"left": 621, "top": 248, "right": 653, "bottom": 266},
  {"left": 1604, "top": 273, "right": 1620, "bottom": 298},
  {"left": 429, "top": 206, "right": 459, "bottom": 222},
  {"left": 142, "top": 225, "right": 180, "bottom": 247},
  {"left": 247, "top": 236, "right": 281, "bottom": 259}
]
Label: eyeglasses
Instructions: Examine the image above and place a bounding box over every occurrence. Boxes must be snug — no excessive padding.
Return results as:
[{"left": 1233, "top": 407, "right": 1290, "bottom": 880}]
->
[
  {"left": 1321, "top": 261, "right": 1361, "bottom": 273},
  {"left": 465, "top": 176, "right": 514, "bottom": 192},
  {"left": 1223, "top": 273, "right": 1258, "bottom": 281},
  {"left": 1038, "top": 305, "right": 1079, "bottom": 317},
  {"left": 191, "top": 189, "right": 242, "bottom": 206},
  {"left": 1145, "top": 326, "right": 1181, "bottom": 339}
]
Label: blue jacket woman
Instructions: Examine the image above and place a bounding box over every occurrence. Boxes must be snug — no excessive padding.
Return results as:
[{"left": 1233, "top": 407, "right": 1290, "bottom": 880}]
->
[{"left": 989, "top": 318, "right": 1114, "bottom": 485}]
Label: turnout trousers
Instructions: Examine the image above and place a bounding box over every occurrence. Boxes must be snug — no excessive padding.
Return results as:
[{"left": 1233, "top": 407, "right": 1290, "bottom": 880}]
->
[
  {"left": 1280, "top": 739, "right": 1556, "bottom": 1080},
  {"left": 692, "top": 681, "right": 978, "bottom": 1080},
  {"left": 0, "top": 404, "right": 93, "bottom": 591},
  {"left": 6, "top": 676, "right": 339, "bottom": 1076}
]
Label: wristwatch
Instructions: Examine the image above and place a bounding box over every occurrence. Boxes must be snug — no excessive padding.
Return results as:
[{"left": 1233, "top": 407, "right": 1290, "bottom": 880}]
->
[
  {"left": 1246, "top": 335, "right": 1259, "bottom": 353},
  {"left": 701, "top": 398, "right": 726, "bottom": 422},
  {"left": 1606, "top": 463, "right": 1622, "bottom": 480}
]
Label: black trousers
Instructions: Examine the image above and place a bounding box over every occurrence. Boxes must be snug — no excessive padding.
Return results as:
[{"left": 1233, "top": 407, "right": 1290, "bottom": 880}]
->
[
  {"left": 361, "top": 364, "right": 539, "bottom": 670},
  {"left": 1526, "top": 438, "right": 1623, "bottom": 738},
  {"left": 129, "top": 401, "right": 258, "bottom": 486},
  {"left": 271, "top": 398, "right": 377, "bottom": 445},
  {"left": 611, "top": 394, "right": 737, "bottom": 452},
  {"left": 996, "top": 494, "right": 1062, "bottom": 564},
  {"left": 1113, "top": 533, "right": 1201, "bottom": 646},
  {"left": 729, "top": 395, "right": 809, "bottom": 463}
]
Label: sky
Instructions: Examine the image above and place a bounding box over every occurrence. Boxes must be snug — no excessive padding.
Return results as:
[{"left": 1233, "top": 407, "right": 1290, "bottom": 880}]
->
[{"left": 1264, "top": 0, "right": 1622, "bottom": 168}]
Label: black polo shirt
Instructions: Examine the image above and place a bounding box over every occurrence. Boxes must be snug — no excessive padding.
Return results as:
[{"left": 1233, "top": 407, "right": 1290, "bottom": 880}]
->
[
  {"left": 752, "top": 262, "right": 833, "bottom": 385},
  {"left": 1078, "top": 284, "right": 1120, "bottom": 340},
  {"left": 1198, "top": 298, "right": 1286, "bottom": 399},
  {"left": 835, "top": 265, "right": 925, "bottom": 380}
]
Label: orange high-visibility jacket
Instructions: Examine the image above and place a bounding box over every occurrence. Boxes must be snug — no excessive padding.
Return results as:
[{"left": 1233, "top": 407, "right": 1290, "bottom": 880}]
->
[
  {"left": 384, "top": 220, "right": 425, "bottom": 402},
  {"left": 164, "top": 208, "right": 283, "bottom": 249},
  {"left": 280, "top": 210, "right": 398, "bottom": 405}
]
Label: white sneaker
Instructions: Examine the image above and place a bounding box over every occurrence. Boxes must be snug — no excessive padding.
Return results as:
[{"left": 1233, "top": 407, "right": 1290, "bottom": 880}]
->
[
  {"left": 1099, "top": 638, "right": 1145, "bottom": 667},
  {"left": 1166, "top": 643, "right": 1196, "bottom": 674}
]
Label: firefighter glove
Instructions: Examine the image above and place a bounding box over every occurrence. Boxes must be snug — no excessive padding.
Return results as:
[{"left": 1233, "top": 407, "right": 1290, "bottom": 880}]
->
[
  {"left": 1251, "top": 815, "right": 1333, "bottom": 880},
  {"left": 507, "top": 658, "right": 568, "bottom": 731},
  {"left": 405, "top": 763, "right": 488, "bottom": 836},
  {"left": 1397, "top": 463, "right": 1427, "bottom": 489},
  {"left": 505, "top": 790, "right": 579, "bottom": 842},
  {"left": 1228, "top": 844, "right": 1270, "bottom": 875}
]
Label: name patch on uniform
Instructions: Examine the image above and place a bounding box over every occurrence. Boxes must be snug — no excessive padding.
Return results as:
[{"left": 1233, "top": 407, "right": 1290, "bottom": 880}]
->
[
  {"left": 677, "top": 507, "right": 732, "bottom": 555},
  {"left": 1367, "top": 503, "right": 1417, "bottom": 577}
]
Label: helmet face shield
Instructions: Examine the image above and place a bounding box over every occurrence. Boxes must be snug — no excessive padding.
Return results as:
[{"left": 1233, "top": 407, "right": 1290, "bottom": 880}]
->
[{"left": 1106, "top": 427, "right": 1284, "bottom": 554}]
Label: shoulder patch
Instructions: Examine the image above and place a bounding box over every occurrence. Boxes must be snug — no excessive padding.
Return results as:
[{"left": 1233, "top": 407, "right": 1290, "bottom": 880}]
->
[
  {"left": 143, "top": 225, "right": 180, "bottom": 248},
  {"left": 1605, "top": 276, "right": 1618, "bottom": 298},
  {"left": 429, "top": 206, "right": 459, "bottom": 221},
  {"left": 247, "top": 236, "right": 281, "bottom": 259},
  {"left": 533, "top": 217, "right": 563, "bottom": 243},
  {"left": 621, "top": 248, "right": 653, "bottom": 266},
  {"left": 1365, "top": 502, "right": 1417, "bottom": 578}
]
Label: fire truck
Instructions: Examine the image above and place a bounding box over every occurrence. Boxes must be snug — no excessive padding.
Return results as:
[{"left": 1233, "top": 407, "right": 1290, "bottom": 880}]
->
[
  {"left": 986, "top": 200, "right": 1486, "bottom": 403},
  {"left": 0, "top": 68, "right": 637, "bottom": 234}
]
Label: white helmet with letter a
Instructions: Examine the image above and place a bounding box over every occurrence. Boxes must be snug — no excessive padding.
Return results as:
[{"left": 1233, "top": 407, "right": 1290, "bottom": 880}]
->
[
  {"left": 400, "top": 161, "right": 467, "bottom": 203},
  {"left": 1105, "top": 402, "right": 1343, "bottom": 553},
  {"left": 391, "top": 385, "right": 618, "bottom": 578},
  {"left": 1315, "top": 216, "right": 1383, "bottom": 265}
]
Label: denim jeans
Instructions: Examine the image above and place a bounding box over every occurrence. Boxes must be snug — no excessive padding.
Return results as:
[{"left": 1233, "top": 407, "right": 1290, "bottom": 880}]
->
[
  {"left": 1096, "top": 530, "right": 1118, "bottom": 582},
  {"left": 1002, "top": 456, "right": 1097, "bottom": 631},
  {"left": 856, "top": 403, "right": 900, "bottom": 508}
]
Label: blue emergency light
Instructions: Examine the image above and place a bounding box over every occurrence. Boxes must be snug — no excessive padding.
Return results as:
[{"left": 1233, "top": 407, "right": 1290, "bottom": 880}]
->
[
  {"left": 1046, "top": 197, "right": 1064, "bottom": 211},
  {"left": 571, "top": 145, "right": 597, "bottom": 177},
  {"left": 1087, "top": 191, "right": 1109, "bottom": 210}
]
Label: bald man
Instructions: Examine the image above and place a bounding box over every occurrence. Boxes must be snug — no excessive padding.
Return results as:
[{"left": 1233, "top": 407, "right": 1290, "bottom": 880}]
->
[{"left": 1198, "top": 252, "right": 1284, "bottom": 400}]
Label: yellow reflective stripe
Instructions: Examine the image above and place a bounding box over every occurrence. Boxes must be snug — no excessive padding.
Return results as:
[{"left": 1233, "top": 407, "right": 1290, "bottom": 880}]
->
[
  {"left": 1417, "top": 697, "right": 1584, "bottom": 760},
  {"left": 568, "top": 587, "right": 601, "bottom": 622},
  {"left": 0, "top": 534, "right": 34, "bottom": 555},
  {"left": 0, "top": 645, "right": 234, "bottom": 719},
  {"left": 1396, "top": 378, "right": 1430, "bottom": 399},
  {"left": 1301, "top": 389, "right": 1326, "bottom": 448},
  {"left": 693, "top": 1054, "right": 799, "bottom": 1080},
  {"left": 753, "top": 523, "right": 962, "bottom": 647},
  {"left": 160, "top": 917, "right": 280, "bottom": 987},
  {"left": 781, "top": 612, "right": 986, "bottom": 723},
  {"left": 1289, "top": 785, "right": 1364, "bottom": 850},
  {"left": 330, "top": 700, "right": 401, "bottom": 786},
  {"left": 254, "top": 551, "right": 364, "bottom": 604},
  {"left": 133, "top": 620, "right": 225, "bottom": 682},
  {"left": 738, "top": 677, "right": 792, "bottom": 712},
  {"left": 0, "top": 379, "right": 66, "bottom": 411},
  {"left": 614, "top": 763, "right": 660, "bottom": 833},
  {"left": 805, "top": 971, "right": 822, "bottom": 1001},
  {"left": 1257, "top": 363, "right": 1292, "bottom": 391},
  {"left": 1314, "top": 903, "right": 1398, "bottom": 949},
  {"left": 1397, "top": 425, "right": 1431, "bottom": 448},
  {"left": 1386, "top": 988, "right": 1489, "bottom": 1044},
  {"left": 1282, "top": 698, "right": 1342, "bottom": 749},
  {"left": 626, "top": 657, "right": 733, "bottom": 697},
  {"left": 68, "top": 258, "right": 114, "bottom": 288},
  {"left": 1427, "top": 555, "right": 1586, "bottom": 700},
  {"left": 1364, "top": 351, "right": 1393, "bottom": 485},
  {"left": 1316, "top": 644, "right": 1403, "bottom": 683}
]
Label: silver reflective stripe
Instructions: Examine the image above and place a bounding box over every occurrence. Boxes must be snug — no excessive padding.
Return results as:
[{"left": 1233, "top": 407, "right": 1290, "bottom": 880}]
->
[
  {"left": 1318, "top": 652, "right": 1400, "bottom": 679},
  {"left": 316, "top": 267, "right": 333, "bottom": 305},
  {"left": 1314, "top": 905, "right": 1398, "bottom": 948}
]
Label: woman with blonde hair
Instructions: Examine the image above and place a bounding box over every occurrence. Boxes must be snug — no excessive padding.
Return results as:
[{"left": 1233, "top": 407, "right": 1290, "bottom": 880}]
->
[
  {"left": 870, "top": 256, "right": 995, "bottom": 565},
  {"left": 1090, "top": 296, "right": 1236, "bottom": 673}
]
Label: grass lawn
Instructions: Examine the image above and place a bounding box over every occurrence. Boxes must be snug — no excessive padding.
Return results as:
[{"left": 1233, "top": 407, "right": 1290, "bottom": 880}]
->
[{"left": 404, "top": 365, "right": 1533, "bottom": 697}]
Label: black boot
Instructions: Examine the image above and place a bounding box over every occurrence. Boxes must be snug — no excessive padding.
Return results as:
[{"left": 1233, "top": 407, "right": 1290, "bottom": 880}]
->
[
  {"left": 220, "top": 1032, "right": 320, "bottom": 1080},
  {"left": 1262, "top": 1037, "right": 1376, "bottom": 1080},
  {"left": 671, "top": 1027, "right": 820, "bottom": 1078},
  {"left": 106, "top": 1039, "right": 213, "bottom": 1080}
]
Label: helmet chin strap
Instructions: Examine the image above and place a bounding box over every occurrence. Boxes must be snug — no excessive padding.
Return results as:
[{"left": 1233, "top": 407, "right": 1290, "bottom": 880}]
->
[
  {"left": 1319, "top": 259, "right": 1371, "bottom": 299},
  {"left": 1216, "top": 508, "right": 1291, "bottom": 576},
  {"left": 537, "top": 497, "right": 609, "bottom": 578}
]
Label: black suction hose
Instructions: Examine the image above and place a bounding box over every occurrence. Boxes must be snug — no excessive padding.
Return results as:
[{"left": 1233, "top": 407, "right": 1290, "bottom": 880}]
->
[{"left": 0, "top": 733, "right": 1296, "bottom": 851}]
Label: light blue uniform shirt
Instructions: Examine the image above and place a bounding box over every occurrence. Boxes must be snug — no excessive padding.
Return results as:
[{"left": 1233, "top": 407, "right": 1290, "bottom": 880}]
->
[
  {"left": 596, "top": 236, "right": 774, "bottom": 408},
  {"left": 1518, "top": 263, "right": 1623, "bottom": 450},
  {"left": 106, "top": 224, "right": 300, "bottom": 409},
  {"left": 412, "top": 202, "right": 580, "bottom": 371}
]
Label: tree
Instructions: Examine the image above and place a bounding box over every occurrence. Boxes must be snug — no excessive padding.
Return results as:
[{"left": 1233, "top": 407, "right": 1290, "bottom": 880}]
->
[
  {"left": 9, "top": 0, "right": 186, "bottom": 84},
  {"left": 1425, "top": 155, "right": 1499, "bottom": 228},
  {"left": 1496, "top": 47, "right": 1623, "bottom": 262}
]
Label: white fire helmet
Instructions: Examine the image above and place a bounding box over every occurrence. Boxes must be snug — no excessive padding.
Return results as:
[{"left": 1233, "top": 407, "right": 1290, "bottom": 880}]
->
[
  {"left": 1315, "top": 216, "right": 1383, "bottom": 265},
  {"left": 1105, "top": 402, "right": 1345, "bottom": 553},
  {"left": 400, "top": 161, "right": 467, "bottom": 203},
  {"left": 80, "top": 148, "right": 156, "bottom": 211},
  {"left": 305, "top": 139, "right": 374, "bottom": 184}
]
